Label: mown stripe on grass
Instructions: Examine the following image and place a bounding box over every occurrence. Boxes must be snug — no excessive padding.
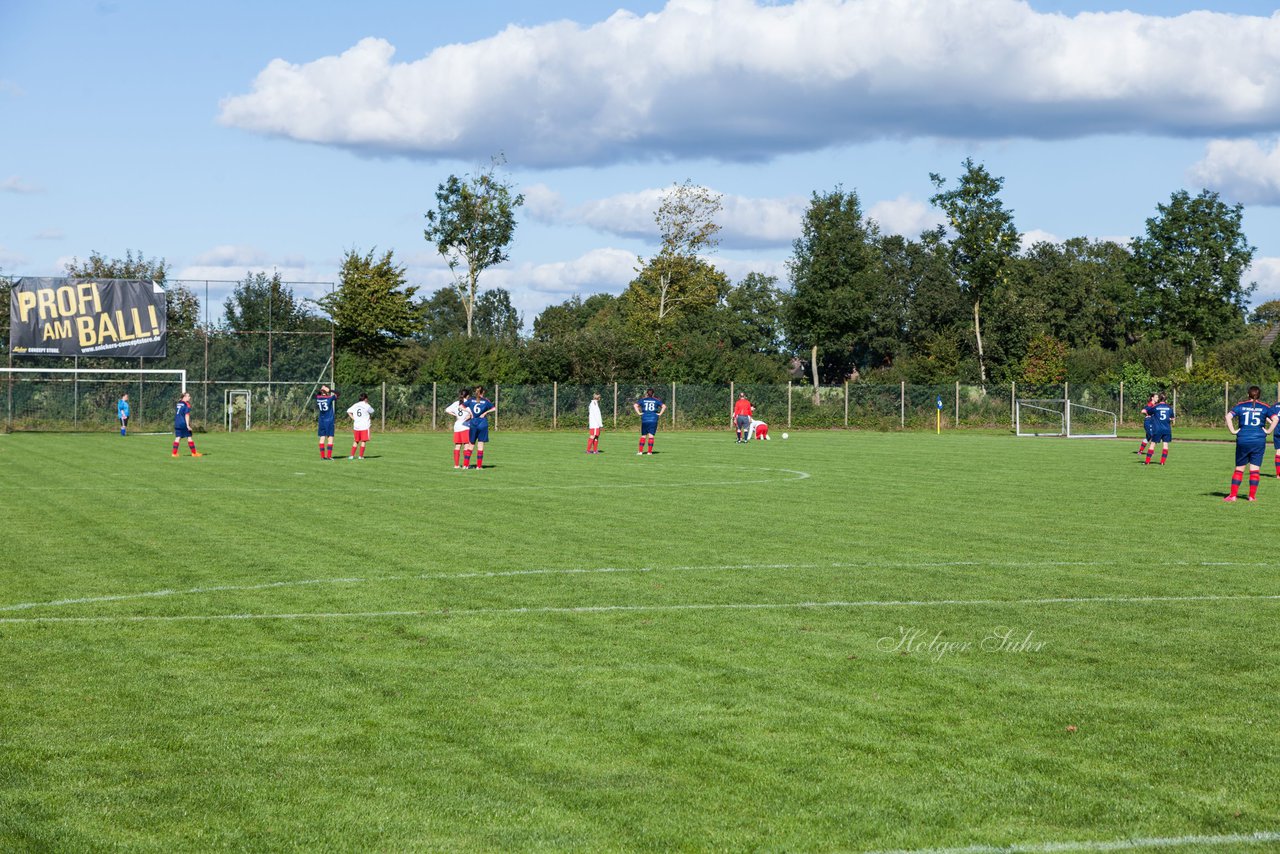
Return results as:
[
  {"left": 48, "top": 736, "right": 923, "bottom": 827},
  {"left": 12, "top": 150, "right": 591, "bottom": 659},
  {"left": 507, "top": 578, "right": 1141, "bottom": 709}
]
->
[{"left": 864, "top": 829, "right": 1280, "bottom": 853}]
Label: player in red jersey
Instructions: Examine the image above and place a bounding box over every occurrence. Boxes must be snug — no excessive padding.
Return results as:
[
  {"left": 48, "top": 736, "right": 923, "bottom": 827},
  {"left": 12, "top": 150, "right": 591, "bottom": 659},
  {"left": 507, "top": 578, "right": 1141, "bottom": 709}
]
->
[{"left": 733, "top": 392, "right": 753, "bottom": 443}]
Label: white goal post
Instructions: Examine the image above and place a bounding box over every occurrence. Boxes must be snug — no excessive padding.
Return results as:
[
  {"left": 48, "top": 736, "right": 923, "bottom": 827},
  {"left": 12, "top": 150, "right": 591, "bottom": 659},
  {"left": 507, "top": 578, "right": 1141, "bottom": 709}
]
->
[
  {"left": 1016, "top": 398, "right": 1117, "bottom": 439},
  {"left": 2, "top": 367, "right": 187, "bottom": 432}
]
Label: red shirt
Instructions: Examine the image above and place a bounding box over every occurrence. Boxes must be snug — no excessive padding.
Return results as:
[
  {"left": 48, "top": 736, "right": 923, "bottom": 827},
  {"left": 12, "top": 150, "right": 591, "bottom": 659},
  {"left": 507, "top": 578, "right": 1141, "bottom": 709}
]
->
[{"left": 733, "top": 399, "right": 753, "bottom": 417}]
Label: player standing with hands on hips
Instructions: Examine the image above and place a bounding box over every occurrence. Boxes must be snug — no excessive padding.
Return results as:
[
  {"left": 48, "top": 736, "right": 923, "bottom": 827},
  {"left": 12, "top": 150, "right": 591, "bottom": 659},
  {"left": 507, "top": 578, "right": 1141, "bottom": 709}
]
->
[
  {"left": 1224, "top": 386, "right": 1276, "bottom": 502},
  {"left": 315, "top": 384, "right": 339, "bottom": 460},
  {"left": 463, "top": 386, "right": 496, "bottom": 470},
  {"left": 347, "top": 392, "right": 375, "bottom": 460},
  {"left": 445, "top": 388, "right": 472, "bottom": 469},
  {"left": 634, "top": 388, "right": 666, "bottom": 455},
  {"left": 172, "top": 392, "right": 202, "bottom": 458}
]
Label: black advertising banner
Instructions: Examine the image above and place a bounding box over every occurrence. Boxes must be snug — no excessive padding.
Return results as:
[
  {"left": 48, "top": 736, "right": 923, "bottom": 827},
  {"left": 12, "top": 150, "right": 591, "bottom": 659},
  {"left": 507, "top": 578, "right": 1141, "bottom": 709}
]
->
[{"left": 9, "top": 277, "right": 168, "bottom": 357}]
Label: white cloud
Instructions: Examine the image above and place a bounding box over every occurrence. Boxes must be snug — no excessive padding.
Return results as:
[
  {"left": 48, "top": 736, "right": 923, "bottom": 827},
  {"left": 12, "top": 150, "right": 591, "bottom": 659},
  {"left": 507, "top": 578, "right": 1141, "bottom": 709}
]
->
[
  {"left": 1248, "top": 256, "right": 1280, "bottom": 303},
  {"left": 2, "top": 176, "right": 43, "bottom": 194},
  {"left": 1189, "top": 137, "right": 1280, "bottom": 204},
  {"left": 32, "top": 228, "right": 64, "bottom": 241},
  {"left": 867, "top": 195, "right": 944, "bottom": 238},
  {"left": 190, "top": 245, "right": 271, "bottom": 268},
  {"left": 1019, "top": 228, "right": 1062, "bottom": 250},
  {"left": 219, "top": 0, "right": 1280, "bottom": 167}
]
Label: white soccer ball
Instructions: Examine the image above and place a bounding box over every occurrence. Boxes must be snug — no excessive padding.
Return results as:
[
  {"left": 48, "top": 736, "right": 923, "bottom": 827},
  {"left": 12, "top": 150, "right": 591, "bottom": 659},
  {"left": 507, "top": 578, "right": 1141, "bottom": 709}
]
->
[{"left": 781, "top": 432, "right": 789, "bottom": 439}]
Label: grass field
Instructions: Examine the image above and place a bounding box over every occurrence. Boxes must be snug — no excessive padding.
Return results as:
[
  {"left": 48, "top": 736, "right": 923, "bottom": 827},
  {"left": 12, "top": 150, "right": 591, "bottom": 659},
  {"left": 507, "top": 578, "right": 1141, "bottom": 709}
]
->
[{"left": 1, "top": 428, "right": 1278, "bottom": 852}]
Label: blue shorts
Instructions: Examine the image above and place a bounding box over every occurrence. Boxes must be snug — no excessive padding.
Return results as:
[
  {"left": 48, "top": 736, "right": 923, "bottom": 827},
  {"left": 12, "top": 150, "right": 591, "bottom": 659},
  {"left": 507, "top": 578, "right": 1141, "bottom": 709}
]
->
[
  {"left": 1151, "top": 427, "right": 1171, "bottom": 444},
  {"left": 175, "top": 426, "right": 191, "bottom": 439},
  {"left": 735, "top": 415, "right": 751, "bottom": 430},
  {"left": 318, "top": 419, "right": 335, "bottom": 437},
  {"left": 469, "top": 424, "right": 490, "bottom": 444},
  {"left": 1143, "top": 420, "right": 1153, "bottom": 440},
  {"left": 1236, "top": 441, "right": 1264, "bottom": 467},
  {"left": 640, "top": 419, "right": 659, "bottom": 435}
]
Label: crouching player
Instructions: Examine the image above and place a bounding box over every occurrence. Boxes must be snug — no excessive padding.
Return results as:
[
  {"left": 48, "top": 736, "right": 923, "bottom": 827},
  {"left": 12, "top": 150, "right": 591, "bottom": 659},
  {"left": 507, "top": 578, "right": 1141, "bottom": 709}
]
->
[
  {"left": 748, "top": 417, "right": 769, "bottom": 440},
  {"left": 1225, "top": 386, "right": 1276, "bottom": 502}
]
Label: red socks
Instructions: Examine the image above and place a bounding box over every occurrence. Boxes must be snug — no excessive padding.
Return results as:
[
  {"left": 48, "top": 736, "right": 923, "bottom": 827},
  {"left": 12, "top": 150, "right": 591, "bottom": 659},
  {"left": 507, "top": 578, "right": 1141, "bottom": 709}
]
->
[
  {"left": 1229, "top": 471, "right": 1243, "bottom": 498},
  {"left": 1249, "top": 471, "right": 1260, "bottom": 500},
  {"left": 454, "top": 449, "right": 461, "bottom": 467},
  {"left": 1160, "top": 448, "right": 1168, "bottom": 465}
]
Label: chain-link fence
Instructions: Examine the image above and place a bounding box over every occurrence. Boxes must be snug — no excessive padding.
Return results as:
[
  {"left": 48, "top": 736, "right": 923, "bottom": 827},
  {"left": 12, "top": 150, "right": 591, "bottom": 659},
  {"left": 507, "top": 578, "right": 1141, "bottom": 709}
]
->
[{"left": 7, "top": 377, "right": 1268, "bottom": 433}]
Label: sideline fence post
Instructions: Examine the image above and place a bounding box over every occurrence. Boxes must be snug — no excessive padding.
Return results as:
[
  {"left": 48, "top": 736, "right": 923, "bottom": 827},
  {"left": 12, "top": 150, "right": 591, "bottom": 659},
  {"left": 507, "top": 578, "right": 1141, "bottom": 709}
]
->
[
  {"left": 787, "top": 381, "right": 792, "bottom": 429},
  {"left": 671, "top": 381, "right": 676, "bottom": 427},
  {"left": 1173, "top": 387, "right": 1178, "bottom": 417},
  {"left": 900, "top": 380, "right": 905, "bottom": 428},
  {"left": 955, "top": 380, "right": 960, "bottom": 428},
  {"left": 613, "top": 382, "right": 618, "bottom": 427},
  {"left": 494, "top": 384, "right": 499, "bottom": 430},
  {"left": 1011, "top": 381, "right": 1016, "bottom": 429},
  {"left": 381, "top": 382, "right": 386, "bottom": 431},
  {"left": 431, "top": 382, "right": 436, "bottom": 431},
  {"left": 1119, "top": 381, "right": 1124, "bottom": 427},
  {"left": 844, "top": 381, "right": 849, "bottom": 428},
  {"left": 730, "top": 380, "right": 734, "bottom": 421},
  {"left": 553, "top": 381, "right": 558, "bottom": 430},
  {"left": 1225, "top": 381, "right": 1229, "bottom": 415}
]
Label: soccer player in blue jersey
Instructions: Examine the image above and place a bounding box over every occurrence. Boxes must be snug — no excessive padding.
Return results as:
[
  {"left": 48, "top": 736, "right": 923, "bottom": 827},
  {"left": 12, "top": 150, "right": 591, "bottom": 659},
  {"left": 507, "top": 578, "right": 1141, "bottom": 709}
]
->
[
  {"left": 633, "top": 387, "right": 666, "bottom": 455},
  {"left": 1145, "top": 394, "right": 1174, "bottom": 465},
  {"left": 463, "top": 386, "right": 497, "bottom": 470},
  {"left": 1138, "top": 393, "right": 1157, "bottom": 455},
  {"left": 117, "top": 393, "right": 129, "bottom": 436},
  {"left": 172, "top": 392, "right": 202, "bottom": 458},
  {"left": 315, "top": 384, "right": 338, "bottom": 460},
  {"left": 1225, "top": 386, "right": 1276, "bottom": 502}
]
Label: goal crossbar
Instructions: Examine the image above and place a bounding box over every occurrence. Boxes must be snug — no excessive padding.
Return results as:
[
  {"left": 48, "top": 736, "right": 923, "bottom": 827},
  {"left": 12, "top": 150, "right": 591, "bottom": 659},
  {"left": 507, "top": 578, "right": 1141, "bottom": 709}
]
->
[
  {"left": 0, "top": 368, "right": 186, "bottom": 391},
  {"left": 1016, "top": 398, "right": 1117, "bottom": 439}
]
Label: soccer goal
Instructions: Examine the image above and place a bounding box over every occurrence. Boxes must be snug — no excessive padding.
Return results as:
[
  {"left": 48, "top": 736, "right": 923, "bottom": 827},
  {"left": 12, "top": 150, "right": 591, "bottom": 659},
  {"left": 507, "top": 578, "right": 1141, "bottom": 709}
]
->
[
  {"left": 1, "top": 368, "right": 186, "bottom": 432},
  {"left": 1015, "top": 398, "right": 1117, "bottom": 438}
]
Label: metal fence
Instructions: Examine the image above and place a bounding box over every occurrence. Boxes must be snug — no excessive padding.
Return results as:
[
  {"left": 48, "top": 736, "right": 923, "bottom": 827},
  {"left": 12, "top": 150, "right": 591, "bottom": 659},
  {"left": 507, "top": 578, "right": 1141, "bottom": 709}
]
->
[{"left": 5, "top": 377, "right": 1273, "bottom": 433}]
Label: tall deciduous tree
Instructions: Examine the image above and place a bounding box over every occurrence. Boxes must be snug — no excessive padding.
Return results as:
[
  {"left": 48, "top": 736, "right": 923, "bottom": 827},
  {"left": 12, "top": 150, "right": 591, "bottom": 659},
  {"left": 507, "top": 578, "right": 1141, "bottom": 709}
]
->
[
  {"left": 624, "top": 181, "right": 726, "bottom": 332},
  {"left": 1130, "top": 189, "right": 1255, "bottom": 370},
  {"left": 786, "top": 187, "right": 882, "bottom": 389},
  {"left": 64, "top": 249, "right": 200, "bottom": 333},
  {"left": 424, "top": 160, "right": 524, "bottom": 338},
  {"left": 930, "top": 159, "right": 1020, "bottom": 387},
  {"left": 223, "top": 271, "right": 312, "bottom": 332},
  {"left": 318, "top": 248, "right": 422, "bottom": 357}
]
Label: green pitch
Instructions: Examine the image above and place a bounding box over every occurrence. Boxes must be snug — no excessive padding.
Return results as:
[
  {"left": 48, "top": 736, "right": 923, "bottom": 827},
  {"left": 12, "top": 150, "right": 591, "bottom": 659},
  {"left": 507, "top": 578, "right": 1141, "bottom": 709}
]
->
[{"left": 1, "top": 430, "right": 1277, "bottom": 852}]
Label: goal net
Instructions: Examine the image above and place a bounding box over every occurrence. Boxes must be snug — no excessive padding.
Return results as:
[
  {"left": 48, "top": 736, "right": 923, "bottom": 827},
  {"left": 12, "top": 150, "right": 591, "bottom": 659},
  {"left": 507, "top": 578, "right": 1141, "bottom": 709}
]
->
[
  {"left": 1015, "top": 398, "right": 1117, "bottom": 438},
  {"left": 1, "top": 368, "right": 187, "bottom": 432}
]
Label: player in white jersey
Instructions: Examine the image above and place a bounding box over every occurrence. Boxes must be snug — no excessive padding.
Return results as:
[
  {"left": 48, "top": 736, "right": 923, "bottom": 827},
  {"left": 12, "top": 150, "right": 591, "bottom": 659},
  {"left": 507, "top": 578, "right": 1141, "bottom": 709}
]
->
[
  {"left": 747, "top": 417, "right": 769, "bottom": 440},
  {"left": 587, "top": 392, "right": 604, "bottom": 453},
  {"left": 444, "top": 388, "right": 472, "bottom": 469},
  {"left": 346, "top": 393, "right": 375, "bottom": 460}
]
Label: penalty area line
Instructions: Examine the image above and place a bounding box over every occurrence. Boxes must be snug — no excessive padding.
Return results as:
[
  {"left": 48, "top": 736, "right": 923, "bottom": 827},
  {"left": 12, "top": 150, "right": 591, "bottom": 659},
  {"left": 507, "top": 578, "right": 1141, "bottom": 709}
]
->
[
  {"left": 862, "top": 829, "right": 1280, "bottom": 853},
  {"left": 1, "top": 592, "right": 1278, "bottom": 626},
  {"left": 1, "top": 559, "right": 1274, "bottom": 614}
]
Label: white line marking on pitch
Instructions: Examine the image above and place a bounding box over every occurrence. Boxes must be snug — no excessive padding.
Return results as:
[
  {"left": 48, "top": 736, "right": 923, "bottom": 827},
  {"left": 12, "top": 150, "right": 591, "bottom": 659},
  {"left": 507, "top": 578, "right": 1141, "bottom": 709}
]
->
[
  {"left": 1, "top": 592, "right": 1278, "bottom": 625},
  {"left": 862, "top": 829, "right": 1280, "bottom": 853},
  {"left": 1, "top": 559, "right": 1269, "bottom": 614}
]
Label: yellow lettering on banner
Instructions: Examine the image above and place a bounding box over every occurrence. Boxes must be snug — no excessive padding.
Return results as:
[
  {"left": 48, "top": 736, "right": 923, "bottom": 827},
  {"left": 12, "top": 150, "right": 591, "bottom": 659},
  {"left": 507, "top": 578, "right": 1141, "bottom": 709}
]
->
[
  {"left": 15, "top": 291, "right": 37, "bottom": 323},
  {"left": 76, "top": 316, "right": 96, "bottom": 347},
  {"left": 113, "top": 310, "right": 136, "bottom": 342},
  {"left": 55, "top": 286, "right": 76, "bottom": 317},
  {"left": 36, "top": 288, "right": 56, "bottom": 321},
  {"left": 147, "top": 304, "right": 159, "bottom": 333},
  {"left": 97, "top": 312, "right": 119, "bottom": 344},
  {"left": 77, "top": 283, "right": 102, "bottom": 315},
  {"left": 129, "top": 307, "right": 145, "bottom": 339},
  {"left": 42, "top": 320, "right": 72, "bottom": 341}
]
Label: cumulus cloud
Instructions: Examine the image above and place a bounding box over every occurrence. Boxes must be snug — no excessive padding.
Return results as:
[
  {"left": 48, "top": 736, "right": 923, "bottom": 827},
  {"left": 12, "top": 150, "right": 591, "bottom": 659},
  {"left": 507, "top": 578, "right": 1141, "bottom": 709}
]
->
[
  {"left": 2, "top": 176, "right": 43, "bottom": 194},
  {"left": 867, "top": 195, "right": 945, "bottom": 238},
  {"left": 1248, "top": 256, "right": 1280, "bottom": 303},
  {"left": 219, "top": 0, "right": 1280, "bottom": 167},
  {"left": 1189, "top": 137, "right": 1280, "bottom": 205}
]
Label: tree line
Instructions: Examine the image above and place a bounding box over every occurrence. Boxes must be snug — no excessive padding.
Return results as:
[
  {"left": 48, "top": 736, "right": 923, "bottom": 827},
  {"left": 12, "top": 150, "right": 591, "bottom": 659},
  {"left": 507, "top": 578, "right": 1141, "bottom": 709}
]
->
[{"left": 3, "top": 159, "right": 1273, "bottom": 391}]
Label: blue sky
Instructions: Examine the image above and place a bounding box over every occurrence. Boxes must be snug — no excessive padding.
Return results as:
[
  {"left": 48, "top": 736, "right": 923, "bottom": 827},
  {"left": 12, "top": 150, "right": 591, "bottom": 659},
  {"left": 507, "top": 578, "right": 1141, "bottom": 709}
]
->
[{"left": 4, "top": 0, "right": 1280, "bottom": 327}]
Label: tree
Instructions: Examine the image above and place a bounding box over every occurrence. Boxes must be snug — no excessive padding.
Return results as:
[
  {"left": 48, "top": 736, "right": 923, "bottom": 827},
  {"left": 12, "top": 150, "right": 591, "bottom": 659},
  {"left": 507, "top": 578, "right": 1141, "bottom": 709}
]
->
[
  {"left": 473, "top": 288, "right": 521, "bottom": 342},
  {"left": 64, "top": 249, "right": 200, "bottom": 334},
  {"left": 930, "top": 159, "right": 1021, "bottom": 387},
  {"left": 786, "top": 187, "right": 883, "bottom": 388},
  {"left": 223, "top": 271, "right": 313, "bottom": 332},
  {"left": 424, "top": 160, "right": 524, "bottom": 338},
  {"left": 1131, "top": 190, "right": 1256, "bottom": 370},
  {"left": 624, "top": 181, "right": 726, "bottom": 333},
  {"left": 317, "top": 248, "right": 422, "bottom": 358}
]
